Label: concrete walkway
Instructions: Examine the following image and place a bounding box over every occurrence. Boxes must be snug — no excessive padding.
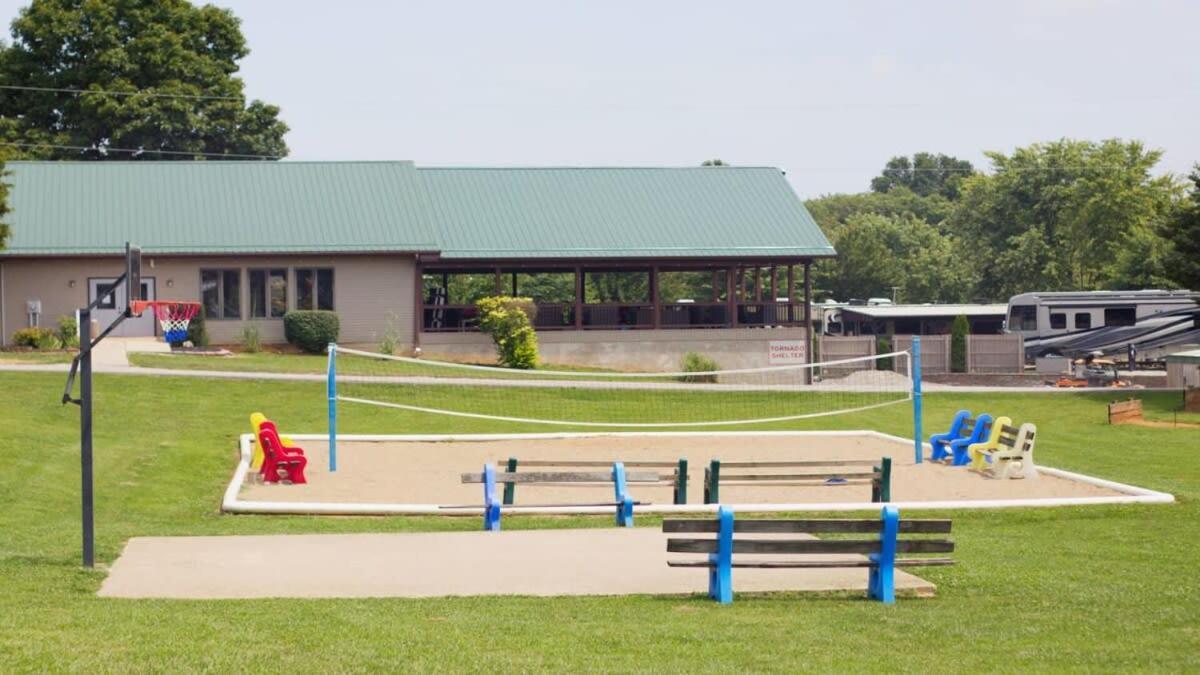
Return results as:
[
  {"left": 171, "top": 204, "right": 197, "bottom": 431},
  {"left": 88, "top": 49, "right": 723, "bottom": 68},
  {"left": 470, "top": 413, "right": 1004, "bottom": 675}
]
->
[
  {"left": 0, "top": 360, "right": 1182, "bottom": 393},
  {"left": 98, "top": 528, "right": 936, "bottom": 600}
]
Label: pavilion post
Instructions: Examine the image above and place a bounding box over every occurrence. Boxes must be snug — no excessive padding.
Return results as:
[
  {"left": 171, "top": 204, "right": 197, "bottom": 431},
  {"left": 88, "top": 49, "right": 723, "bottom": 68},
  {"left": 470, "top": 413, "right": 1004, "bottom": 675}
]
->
[
  {"left": 726, "top": 265, "right": 737, "bottom": 327},
  {"left": 574, "top": 265, "right": 583, "bottom": 330},
  {"left": 787, "top": 265, "right": 795, "bottom": 324},
  {"left": 651, "top": 265, "right": 660, "bottom": 329},
  {"left": 803, "top": 261, "right": 813, "bottom": 384}
]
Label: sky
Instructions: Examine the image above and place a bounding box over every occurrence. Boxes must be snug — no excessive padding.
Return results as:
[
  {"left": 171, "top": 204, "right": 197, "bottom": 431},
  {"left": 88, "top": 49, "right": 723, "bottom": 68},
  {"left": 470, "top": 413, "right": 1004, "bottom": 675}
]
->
[{"left": 1, "top": 0, "right": 1197, "bottom": 198}]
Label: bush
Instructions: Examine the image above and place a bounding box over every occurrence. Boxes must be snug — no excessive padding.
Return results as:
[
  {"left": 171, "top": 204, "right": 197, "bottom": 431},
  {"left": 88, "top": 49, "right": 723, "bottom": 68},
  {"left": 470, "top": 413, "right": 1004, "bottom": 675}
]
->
[
  {"left": 679, "top": 352, "right": 719, "bottom": 383},
  {"left": 284, "top": 310, "right": 340, "bottom": 354},
  {"left": 951, "top": 314, "right": 969, "bottom": 373},
  {"left": 377, "top": 313, "right": 400, "bottom": 355},
  {"left": 34, "top": 331, "right": 62, "bottom": 350},
  {"left": 476, "top": 296, "right": 539, "bottom": 369},
  {"left": 185, "top": 308, "right": 209, "bottom": 347},
  {"left": 239, "top": 324, "right": 262, "bottom": 353},
  {"left": 57, "top": 315, "right": 79, "bottom": 348},
  {"left": 877, "top": 335, "right": 893, "bottom": 370},
  {"left": 11, "top": 327, "right": 56, "bottom": 348}
]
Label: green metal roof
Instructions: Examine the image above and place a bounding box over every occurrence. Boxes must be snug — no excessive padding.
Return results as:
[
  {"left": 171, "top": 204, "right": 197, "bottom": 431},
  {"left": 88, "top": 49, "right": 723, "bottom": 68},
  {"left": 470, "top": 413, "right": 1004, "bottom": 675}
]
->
[
  {"left": 0, "top": 162, "right": 834, "bottom": 259},
  {"left": 0, "top": 160, "right": 440, "bottom": 255},
  {"left": 420, "top": 166, "right": 834, "bottom": 259}
]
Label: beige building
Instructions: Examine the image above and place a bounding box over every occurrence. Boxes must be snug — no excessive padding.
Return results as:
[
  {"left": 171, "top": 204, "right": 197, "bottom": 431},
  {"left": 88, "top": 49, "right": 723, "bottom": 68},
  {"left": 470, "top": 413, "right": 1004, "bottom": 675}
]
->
[{"left": 0, "top": 160, "right": 836, "bottom": 370}]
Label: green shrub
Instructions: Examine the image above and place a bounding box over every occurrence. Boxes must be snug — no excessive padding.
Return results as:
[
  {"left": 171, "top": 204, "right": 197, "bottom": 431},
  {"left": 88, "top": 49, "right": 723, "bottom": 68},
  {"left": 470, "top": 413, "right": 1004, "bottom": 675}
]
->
[
  {"left": 877, "top": 335, "right": 893, "bottom": 370},
  {"left": 679, "top": 352, "right": 719, "bottom": 383},
  {"left": 34, "top": 331, "right": 62, "bottom": 350},
  {"left": 377, "top": 313, "right": 401, "bottom": 355},
  {"left": 11, "top": 327, "right": 57, "bottom": 348},
  {"left": 284, "top": 310, "right": 340, "bottom": 354},
  {"left": 57, "top": 315, "right": 79, "bottom": 348},
  {"left": 239, "top": 324, "right": 262, "bottom": 353},
  {"left": 476, "top": 296, "right": 539, "bottom": 369},
  {"left": 951, "top": 314, "right": 969, "bottom": 373},
  {"left": 185, "top": 308, "right": 209, "bottom": 347}
]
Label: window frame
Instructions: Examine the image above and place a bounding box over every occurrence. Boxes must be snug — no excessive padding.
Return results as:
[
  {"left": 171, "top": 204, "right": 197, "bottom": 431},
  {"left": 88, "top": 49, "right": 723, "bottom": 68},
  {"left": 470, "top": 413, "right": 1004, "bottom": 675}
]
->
[
  {"left": 1103, "top": 306, "right": 1137, "bottom": 327},
  {"left": 248, "top": 268, "right": 289, "bottom": 319},
  {"left": 199, "top": 268, "right": 243, "bottom": 320},
  {"left": 1049, "top": 312, "right": 1067, "bottom": 329},
  {"left": 1074, "top": 313, "right": 1092, "bottom": 330},
  {"left": 295, "top": 267, "right": 336, "bottom": 311}
]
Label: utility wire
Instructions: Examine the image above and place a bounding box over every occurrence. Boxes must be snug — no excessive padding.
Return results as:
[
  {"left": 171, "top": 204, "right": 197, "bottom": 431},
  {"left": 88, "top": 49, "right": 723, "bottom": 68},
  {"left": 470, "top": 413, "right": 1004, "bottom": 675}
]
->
[
  {"left": 0, "top": 141, "right": 280, "bottom": 160},
  {"left": 0, "top": 84, "right": 244, "bottom": 101}
]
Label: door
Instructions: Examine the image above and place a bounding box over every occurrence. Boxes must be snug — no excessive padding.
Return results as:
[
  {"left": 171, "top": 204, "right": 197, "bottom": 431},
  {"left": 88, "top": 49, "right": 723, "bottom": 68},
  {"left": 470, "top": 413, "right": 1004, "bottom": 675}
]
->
[{"left": 88, "top": 277, "right": 157, "bottom": 337}]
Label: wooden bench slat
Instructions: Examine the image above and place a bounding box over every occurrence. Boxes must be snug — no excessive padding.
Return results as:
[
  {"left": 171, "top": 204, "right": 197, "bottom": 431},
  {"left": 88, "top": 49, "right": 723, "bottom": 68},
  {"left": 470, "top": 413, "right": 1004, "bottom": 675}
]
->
[
  {"left": 714, "top": 459, "right": 879, "bottom": 468},
  {"left": 667, "top": 538, "right": 955, "bottom": 555},
  {"left": 462, "top": 470, "right": 661, "bottom": 483},
  {"left": 711, "top": 472, "right": 876, "bottom": 481},
  {"left": 503, "top": 460, "right": 681, "bottom": 468},
  {"left": 663, "top": 519, "right": 953, "bottom": 534},
  {"left": 667, "top": 557, "right": 956, "bottom": 569}
]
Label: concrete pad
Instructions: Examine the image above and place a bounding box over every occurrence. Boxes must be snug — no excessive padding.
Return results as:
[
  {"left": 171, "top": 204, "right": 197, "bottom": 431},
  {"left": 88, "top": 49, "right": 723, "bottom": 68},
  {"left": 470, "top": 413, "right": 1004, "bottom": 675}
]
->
[{"left": 99, "top": 528, "right": 937, "bottom": 600}]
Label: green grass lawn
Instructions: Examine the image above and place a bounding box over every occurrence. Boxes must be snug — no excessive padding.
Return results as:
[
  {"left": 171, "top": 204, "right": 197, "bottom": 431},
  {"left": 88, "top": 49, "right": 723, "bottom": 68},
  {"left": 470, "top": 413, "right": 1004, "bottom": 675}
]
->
[
  {"left": 0, "top": 349, "right": 76, "bottom": 364},
  {"left": 0, "top": 371, "right": 1197, "bottom": 672}
]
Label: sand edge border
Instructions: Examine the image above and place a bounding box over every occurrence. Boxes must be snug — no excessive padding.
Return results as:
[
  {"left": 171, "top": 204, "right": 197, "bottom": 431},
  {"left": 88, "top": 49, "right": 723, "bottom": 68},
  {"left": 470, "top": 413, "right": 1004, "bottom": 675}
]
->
[{"left": 222, "top": 431, "right": 1175, "bottom": 515}]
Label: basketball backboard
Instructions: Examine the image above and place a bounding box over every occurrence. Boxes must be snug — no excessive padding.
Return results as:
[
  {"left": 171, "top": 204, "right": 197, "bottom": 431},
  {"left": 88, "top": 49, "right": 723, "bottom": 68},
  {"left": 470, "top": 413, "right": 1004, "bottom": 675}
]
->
[{"left": 125, "top": 243, "right": 142, "bottom": 310}]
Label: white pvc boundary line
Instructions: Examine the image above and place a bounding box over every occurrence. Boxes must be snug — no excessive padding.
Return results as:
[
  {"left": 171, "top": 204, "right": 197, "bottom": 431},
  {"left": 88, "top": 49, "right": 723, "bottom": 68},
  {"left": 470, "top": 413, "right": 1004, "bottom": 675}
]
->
[{"left": 223, "top": 430, "right": 1174, "bottom": 516}]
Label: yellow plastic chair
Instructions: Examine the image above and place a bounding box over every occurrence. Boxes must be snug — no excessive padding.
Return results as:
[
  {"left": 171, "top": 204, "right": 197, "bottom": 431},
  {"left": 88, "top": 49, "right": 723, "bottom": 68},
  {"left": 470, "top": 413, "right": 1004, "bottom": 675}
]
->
[
  {"left": 250, "top": 412, "right": 296, "bottom": 470},
  {"left": 968, "top": 416, "right": 1011, "bottom": 473}
]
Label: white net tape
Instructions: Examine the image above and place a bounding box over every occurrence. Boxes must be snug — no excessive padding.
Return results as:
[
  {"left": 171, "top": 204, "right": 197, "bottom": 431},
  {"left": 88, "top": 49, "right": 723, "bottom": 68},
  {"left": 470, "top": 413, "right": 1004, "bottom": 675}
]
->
[{"left": 330, "top": 346, "right": 912, "bottom": 429}]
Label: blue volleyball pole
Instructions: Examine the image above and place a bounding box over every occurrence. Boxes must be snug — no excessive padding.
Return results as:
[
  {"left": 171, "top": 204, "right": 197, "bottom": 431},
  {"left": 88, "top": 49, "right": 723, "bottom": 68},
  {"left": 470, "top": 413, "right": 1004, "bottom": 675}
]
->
[
  {"left": 327, "top": 342, "right": 338, "bottom": 472},
  {"left": 912, "top": 336, "right": 923, "bottom": 464}
]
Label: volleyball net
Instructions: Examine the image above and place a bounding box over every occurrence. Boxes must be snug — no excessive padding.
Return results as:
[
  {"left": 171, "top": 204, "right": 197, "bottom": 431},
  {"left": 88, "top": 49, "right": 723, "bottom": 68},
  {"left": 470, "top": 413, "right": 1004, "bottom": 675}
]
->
[{"left": 327, "top": 345, "right": 914, "bottom": 431}]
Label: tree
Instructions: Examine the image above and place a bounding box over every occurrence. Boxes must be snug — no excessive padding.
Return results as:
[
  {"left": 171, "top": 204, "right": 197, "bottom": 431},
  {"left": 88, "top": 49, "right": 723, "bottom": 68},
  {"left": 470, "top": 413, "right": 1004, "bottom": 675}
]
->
[
  {"left": 871, "top": 153, "right": 975, "bottom": 200},
  {"left": 701, "top": 159, "right": 728, "bottom": 166},
  {"left": 1163, "top": 165, "right": 1200, "bottom": 289},
  {"left": 949, "top": 139, "right": 1178, "bottom": 299},
  {"left": 0, "top": 0, "right": 288, "bottom": 160},
  {"left": 818, "top": 212, "right": 975, "bottom": 304},
  {"left": 950, "top": 315, "right": 968, "bottom": 373}
]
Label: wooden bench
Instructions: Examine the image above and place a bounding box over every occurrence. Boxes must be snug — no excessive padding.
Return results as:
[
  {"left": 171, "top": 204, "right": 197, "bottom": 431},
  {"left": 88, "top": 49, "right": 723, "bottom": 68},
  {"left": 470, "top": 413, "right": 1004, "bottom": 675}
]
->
[
  {"left": 497, "top": 457, "right": 689, "bottom": 505},
  {"left": 1108, "top": 398, "right": 1143, "bottom": 425},
  {"left": 968, "top": 417, "right": 1038, "bottom": 479},
  {"left": 461, "top": 462, "right": 661, "bottom": 531},
  {"left": 664, "top": 506, "right": 954, "bottom": 604},
  {"left": 703, "top": 458, "right": 892, "bottom": 504},
  {"left": 930, "top": 410, "right": 993, "bottom": 465}
]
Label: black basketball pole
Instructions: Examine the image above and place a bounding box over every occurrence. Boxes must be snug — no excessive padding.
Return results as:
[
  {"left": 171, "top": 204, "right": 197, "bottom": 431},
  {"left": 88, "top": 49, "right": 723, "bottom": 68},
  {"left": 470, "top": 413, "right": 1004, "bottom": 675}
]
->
[{"left": 79, "top": 307, "right": 95, "bottom": 568}]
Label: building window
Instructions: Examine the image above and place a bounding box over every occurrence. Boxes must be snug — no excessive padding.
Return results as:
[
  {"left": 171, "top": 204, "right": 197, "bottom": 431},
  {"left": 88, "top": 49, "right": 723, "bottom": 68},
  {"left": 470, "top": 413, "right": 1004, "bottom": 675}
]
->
[
  {"left": 296, "top": 268, "right": 335, "bottom": 310},
  {"left": 1075, "top": 313, "right": 1092, "bottom": 329},
  {"left": 1050, "top": 313, "right": 1066, "bottom": 329},
  {"left": 249, "top": 269, "right": 288, "bottom": 318},
  {"left": 200, "top": 269, "right": 241, "bottom": 319},
  {"left": 1104, "top": 307, "right": 1136, "bottom": 327},
  {"left": 1008, "top": 305, "right": 1037, "bottom": 331}
]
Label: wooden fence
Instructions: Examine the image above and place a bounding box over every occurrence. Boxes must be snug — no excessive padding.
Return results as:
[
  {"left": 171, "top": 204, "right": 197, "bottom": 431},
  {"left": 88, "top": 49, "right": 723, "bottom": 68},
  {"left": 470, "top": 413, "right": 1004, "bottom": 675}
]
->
[
  {"left": 967, "top": 334, "right": 1025, "bottom": 373},
  {"left": 817, "top": 336, "right": 876, "bottom": 373},
  {"left": 892, "top": 335, "right": 950, "bottom": 375}
]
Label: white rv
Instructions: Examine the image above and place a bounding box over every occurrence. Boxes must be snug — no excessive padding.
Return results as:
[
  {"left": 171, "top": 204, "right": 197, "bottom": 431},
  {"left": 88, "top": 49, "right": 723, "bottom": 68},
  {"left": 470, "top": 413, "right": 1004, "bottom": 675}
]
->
[{"left": 1005, "top": 290, "right": 1199, "bottom": 357}]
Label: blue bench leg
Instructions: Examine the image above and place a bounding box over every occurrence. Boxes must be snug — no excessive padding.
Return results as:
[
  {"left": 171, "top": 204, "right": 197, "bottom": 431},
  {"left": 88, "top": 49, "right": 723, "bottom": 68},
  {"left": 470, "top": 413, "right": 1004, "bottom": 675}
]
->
[
  {"left": 868, "top": 506, "right": 898, "bottom": 603},
  {"left": 709, "top": 506, "right": 734, "bottom": 603},
  {"left": 483, "top": 463, "right": 501, "bottom": 531},
  {"left": 612, "top": 462, "right": 634, "bottom": 527}
]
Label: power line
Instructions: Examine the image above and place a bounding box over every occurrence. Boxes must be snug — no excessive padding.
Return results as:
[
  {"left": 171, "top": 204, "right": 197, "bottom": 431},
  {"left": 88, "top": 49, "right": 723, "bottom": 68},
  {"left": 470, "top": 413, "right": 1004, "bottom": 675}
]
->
[
  {"left": 0, "top": 141, "right": 280, "bottom": 160},
  {"left": 0, "top": 84, "right": 244, "bottom": 101}
]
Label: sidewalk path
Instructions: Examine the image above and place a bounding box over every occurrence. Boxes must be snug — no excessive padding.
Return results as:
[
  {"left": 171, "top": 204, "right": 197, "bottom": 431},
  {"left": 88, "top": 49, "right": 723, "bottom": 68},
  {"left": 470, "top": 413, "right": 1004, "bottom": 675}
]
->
[{"left": 0, "top": 361, "right": 1183, "bottom": 392}]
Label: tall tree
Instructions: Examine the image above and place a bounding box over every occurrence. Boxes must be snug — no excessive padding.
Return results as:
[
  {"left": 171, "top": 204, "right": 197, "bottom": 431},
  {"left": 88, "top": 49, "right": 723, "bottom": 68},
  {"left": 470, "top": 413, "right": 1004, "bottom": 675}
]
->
[
  {"left": 1162, "top": 165, "right": 1200, "bottom": 289},
  {"left": 950, "top": 139, "right": 1177, "bottom": 299},
  {"left": 0, "top": 0, "right": 288, "bottom": 160},
  {"left": 870, "top": 152, "right": 975, "bottom": 200}
]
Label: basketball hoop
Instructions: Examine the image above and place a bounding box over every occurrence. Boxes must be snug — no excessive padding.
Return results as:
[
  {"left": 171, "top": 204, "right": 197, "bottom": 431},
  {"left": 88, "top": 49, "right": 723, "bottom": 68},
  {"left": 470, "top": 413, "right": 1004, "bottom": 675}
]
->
[{"left": 130, "top": 300, "right": 201, "bottom": 343}]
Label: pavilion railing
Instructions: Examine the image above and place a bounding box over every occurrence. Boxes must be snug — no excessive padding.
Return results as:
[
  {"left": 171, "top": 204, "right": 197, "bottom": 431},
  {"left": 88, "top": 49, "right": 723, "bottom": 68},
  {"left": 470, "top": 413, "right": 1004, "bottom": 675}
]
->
[{"left": 422, "top": 300, "right": 808, "bottom": 331}]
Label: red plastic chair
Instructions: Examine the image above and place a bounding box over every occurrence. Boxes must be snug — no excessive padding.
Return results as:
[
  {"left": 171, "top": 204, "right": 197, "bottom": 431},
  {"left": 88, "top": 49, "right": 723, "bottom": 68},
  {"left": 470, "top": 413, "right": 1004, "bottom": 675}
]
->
[{"left": 257, "top": 420, "right": 307, "bottom": 484}]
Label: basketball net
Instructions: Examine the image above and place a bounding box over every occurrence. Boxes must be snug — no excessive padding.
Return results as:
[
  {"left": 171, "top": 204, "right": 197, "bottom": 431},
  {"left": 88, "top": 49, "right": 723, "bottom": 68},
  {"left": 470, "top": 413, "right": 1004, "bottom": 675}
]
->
[{"left": 131, "top": 301, "right": 201, "bottom": 343}]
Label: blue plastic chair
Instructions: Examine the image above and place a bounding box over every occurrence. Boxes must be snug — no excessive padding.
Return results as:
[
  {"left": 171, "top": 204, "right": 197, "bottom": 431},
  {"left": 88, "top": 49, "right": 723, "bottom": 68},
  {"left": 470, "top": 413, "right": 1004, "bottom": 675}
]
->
[
  {"left": 949, "top": 414, "right": 992, "bottom": 466},
  {"left": 930, "top": 410, "right": 971, "bottom": 462}
]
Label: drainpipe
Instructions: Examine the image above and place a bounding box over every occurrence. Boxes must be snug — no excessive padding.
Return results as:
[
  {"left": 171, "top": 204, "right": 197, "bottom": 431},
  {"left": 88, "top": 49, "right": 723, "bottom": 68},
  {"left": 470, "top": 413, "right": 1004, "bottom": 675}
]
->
[{"left": 412, "top": 255, "right": 423, "bottom": 354}]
